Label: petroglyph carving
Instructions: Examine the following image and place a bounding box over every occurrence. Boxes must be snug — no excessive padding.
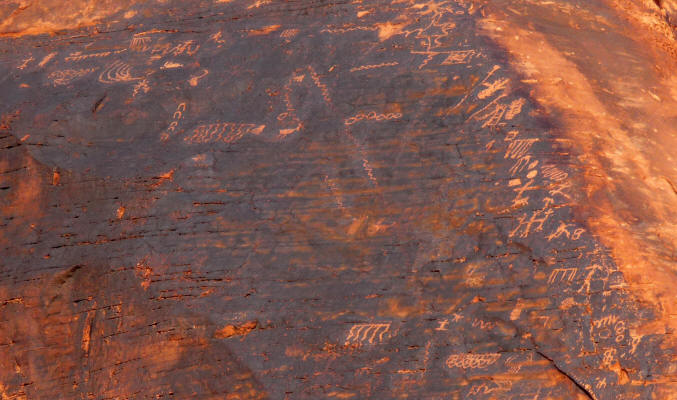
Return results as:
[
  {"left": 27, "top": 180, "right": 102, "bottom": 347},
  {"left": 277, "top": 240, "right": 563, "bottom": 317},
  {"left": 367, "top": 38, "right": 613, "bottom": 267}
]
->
[
  {"left": 345, "top": 111, "right": 402, "bottom": 125},
  {"left": 184, "top": 122, "right": 265, "bottom": 144},
  {"left": 593, "top": 315, "right": 619, "bottom": 328},
  {"left": 541, "top": 164, "right": 568, "bottom": 181},
  {"left": 99, "top": 60, "right": 140, "bottom": 84},
  {"left": 350, "top": 61, "right": 399, "bottom": 72},
  {"left": 307, "top": 66, "right": 332, "bottom": 104},
  {"left": 471, "top": 318, "right": 495, "bottom": 330},
  {"left": 512, "top": 178, "right": 539, "bottom": 208},
  {"left": 280, "top": 29, "right": 299, "bottom": 41},
  {"left": 468, "top": 380, "right": 513, "bottom": 395},
  {"left": 478, "top": 78, "right": 510, "bottom": 99},
  {"left": 320, "top": 25, "right": 378, "bottom": 34},
  {"left": 189, "top": 69, "right": 209, "bottom": 86},
  {"left": 505, "top": 139, "right": 539, "bottom": 160},
  {"left": 446, "top": 353, "right": 501, "bottom": 369},
  {"left": 505, "top": 98, "right": 526, "bottom": 120},
  {"left": 132, "top": 79, "right": 150, "bottom": 97},
  {"left": 344, "top": 323, "right": 391, "bottom": 345},
  {"left": 440, "top": 50, "right": 476, "bottom": 65},
  {"left": 547, "top": 268, "right": 577, "bottom": 284},
  {"left": 509, "top": 208, "right": 553, "bottom": 238},
  {"left": 169, "top": 40, "right": 200, "bottom": 56},
  {"left": 435, "top": 319, "right": 449, "bottom": 331},
  {"left": 577, "top": 264, "right": 606, "bottom": 294},
  {"left": 130, "top": 36, "right": 152, "bottom": 52},
  {"left": 66, "top": 49, "right": 125, "bottom": 62},
  {"left": 48, "top": 68, "right": 97, "bottom": 86},
  {"left": 17, "top": 55, "right": 34, "bottom": 69},
  {"left": 160, "top": 103, "right": 187, "bottom": 141}
]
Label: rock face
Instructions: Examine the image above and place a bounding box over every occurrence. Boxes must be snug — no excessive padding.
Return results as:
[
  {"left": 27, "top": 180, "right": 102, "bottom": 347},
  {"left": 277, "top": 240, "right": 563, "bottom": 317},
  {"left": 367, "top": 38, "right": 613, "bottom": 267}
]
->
[{"left": 1, "top": 0, "right": 677, "bottom": 399}]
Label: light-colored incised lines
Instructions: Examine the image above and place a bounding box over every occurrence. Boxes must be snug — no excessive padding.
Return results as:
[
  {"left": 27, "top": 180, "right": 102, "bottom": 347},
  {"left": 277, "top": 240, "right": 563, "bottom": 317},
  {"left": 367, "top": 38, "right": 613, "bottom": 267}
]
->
[
  {"left": 48, "top": 68, "right": 97, "bottom": 86},
  {"left": 446, "top": 353, "right": 501, "bottom": 369},
  {"left": 440, "top": 50, "right": 477, "bottom": 65},
  {"left": 130, "top": 36, "right": 151, "bottom": 52},
  {"left": 321, "top": 25, "right": 378, "bottom": 34},
  {"left": 344, "top": 323, "right": 391, "bottom": 345},
  {"left": 66, "top": 49, "right": 126, "bottom": 62},
  {"left": 307, "top": 66, "right": 332, "bottom": 104},
  {"left": 98, "top": 60, "right": 140, "bottom": 84},
  {"left": 344, "top": 111, "right": 402, "bottom": 125},
  {"left": 350, "top": 61, "right": 399, "bottom": 72},
  {"left": 184, "top": 122, "right": 265, "bottom": 144}
]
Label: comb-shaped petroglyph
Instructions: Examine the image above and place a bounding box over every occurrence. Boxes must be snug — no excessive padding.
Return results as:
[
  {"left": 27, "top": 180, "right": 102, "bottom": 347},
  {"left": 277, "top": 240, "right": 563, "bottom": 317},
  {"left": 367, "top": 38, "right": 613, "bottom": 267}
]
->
[
  {"left": 344, "top": 323, "right": 391, "bottom": 345},
  {"left": 130, "top": 35, "right": 152, "bottom": 52},
  {"left": 547, "top": 267, "right": 577, "bottom": 284}
]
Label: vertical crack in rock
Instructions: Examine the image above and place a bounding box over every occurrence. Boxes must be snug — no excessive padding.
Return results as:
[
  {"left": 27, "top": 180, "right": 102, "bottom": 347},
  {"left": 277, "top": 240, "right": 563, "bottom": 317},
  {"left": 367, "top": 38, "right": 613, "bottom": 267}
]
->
[{"left": 537, "top": 351, "right": 595, "bottom": 400}]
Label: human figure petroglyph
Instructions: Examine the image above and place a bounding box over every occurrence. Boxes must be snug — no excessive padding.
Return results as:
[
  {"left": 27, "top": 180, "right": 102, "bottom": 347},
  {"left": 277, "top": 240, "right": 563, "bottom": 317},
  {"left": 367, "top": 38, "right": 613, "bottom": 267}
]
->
[
  {"left": 509, "top": 208, "right": 553, "bottom": 238},
  {"left": 577, "top": 264, "right": 606, "bottom": 294},
  {"left": 512, "top": 178, "right": 539, "bottom": 208},
  {"left": 546, "top": 222, "right": 584, "bottom": 241},
  {"left": 344, "top": 323, "right": 391, "bottom": 345}
]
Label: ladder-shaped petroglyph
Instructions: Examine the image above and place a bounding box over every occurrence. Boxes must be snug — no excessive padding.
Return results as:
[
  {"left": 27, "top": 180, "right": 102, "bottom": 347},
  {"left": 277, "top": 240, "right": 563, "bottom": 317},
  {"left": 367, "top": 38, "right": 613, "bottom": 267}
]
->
[{"left": 344, "top": 323, "right": 391, "bottom": 345}]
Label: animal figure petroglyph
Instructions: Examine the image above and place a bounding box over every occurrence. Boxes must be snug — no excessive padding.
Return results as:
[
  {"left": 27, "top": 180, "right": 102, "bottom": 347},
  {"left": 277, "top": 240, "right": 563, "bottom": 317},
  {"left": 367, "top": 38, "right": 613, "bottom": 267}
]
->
[{"left": 344, "top": 323, "right": 391, "bottom": 345}]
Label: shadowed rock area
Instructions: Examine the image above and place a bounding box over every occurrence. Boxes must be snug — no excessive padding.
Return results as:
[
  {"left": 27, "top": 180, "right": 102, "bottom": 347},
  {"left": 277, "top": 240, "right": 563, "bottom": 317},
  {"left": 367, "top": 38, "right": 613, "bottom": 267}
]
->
[{"left": 1, "top": 0, "right": 677, "bottom": 399}]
